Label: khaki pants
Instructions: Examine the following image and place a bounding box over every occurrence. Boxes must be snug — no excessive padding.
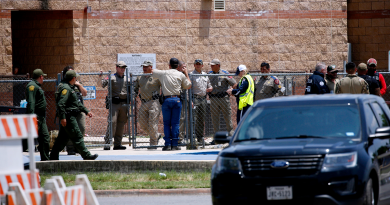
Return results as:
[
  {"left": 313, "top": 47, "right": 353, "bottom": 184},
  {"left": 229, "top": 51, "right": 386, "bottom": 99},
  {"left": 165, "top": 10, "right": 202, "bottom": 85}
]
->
[
  {"left": 179, "top": 105, "right": 186, "bottom": 143},
  {"left": 139, "top": 100, "right": 161, "bottom": 145},
  {"left": 105, "top": 102, "right": 128, "bottom": 147},
  {"left": 193, "top": 97, "right": 206, "bottom": 141},
  {"left": 210, "top": 96, "right": 234, "bottom": 136}
]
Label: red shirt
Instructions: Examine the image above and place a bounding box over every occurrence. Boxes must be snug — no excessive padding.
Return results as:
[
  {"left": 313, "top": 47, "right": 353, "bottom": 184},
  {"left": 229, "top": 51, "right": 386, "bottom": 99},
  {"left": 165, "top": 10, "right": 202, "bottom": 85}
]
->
[{"left": 377, "top": 72, "right": 387, "bottom": 96}]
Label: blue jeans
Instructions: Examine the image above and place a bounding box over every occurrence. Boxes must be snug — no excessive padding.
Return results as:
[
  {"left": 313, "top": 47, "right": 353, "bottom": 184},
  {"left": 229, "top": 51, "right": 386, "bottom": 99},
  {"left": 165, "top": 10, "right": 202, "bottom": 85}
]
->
[{"left": 162, "top": 97, "right": 182, "bottom": 146}]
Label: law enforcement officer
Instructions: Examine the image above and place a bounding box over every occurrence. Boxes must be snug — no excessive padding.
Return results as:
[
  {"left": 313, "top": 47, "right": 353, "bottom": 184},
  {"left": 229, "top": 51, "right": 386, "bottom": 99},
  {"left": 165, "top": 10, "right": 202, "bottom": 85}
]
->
[
  {"left": 98, "top": 61, "right": 129, "bottom": 150},
  {"left": 305, "top": 62, "right": 330, "bottom": 94},
  {"left": 335, "top": 62, "right": 369, "bottom": 94},
  {"left": 25, "top": 69, "right": 50, "bottom": 161},
  {"left": 190, "top": 59, "right": 213, "bottom": 143},
  {"left": 254, "top": 62, "right": 283, "bottom": 101},
  {"left": 134, "top": 60, "right": 162, "bottom": 150},
  {"left": 357, "top": 63, "right": 381, "bottom": 96},
  {"left": 324, "top": 65, "right": 339, "bottom": 93},
  {"left": 227, "top": 65, "right": 254, "bottom": 123},
  {"left": 208, "top": 59, "right": 237, "bottom": 136},
  {"left": 50, "top": 70, "right": 98, "bottom": 160},
  {"left": 151, "top": 58, "right": 191, "bottom": 151},
  {"left": 59, "top": 66, "right": 88, "bottom": 155},
  {"left": 367, "top": 58, "right": 387, "bottom": 96}
]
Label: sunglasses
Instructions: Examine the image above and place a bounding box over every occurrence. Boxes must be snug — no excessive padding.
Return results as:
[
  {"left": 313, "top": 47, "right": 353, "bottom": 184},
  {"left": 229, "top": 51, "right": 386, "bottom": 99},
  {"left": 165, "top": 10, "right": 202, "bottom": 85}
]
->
[
  {"left": 369, "top": 65, "right": 376, "bottom": 68},
  {"left": 118, "top": 66, "right": 126, "bottom": 69}
]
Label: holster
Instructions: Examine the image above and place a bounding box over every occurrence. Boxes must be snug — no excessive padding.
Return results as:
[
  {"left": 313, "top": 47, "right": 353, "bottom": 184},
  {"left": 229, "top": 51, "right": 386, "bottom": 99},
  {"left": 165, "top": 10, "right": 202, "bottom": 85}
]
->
[{"left": 105, "top": 96, "right": 109, "bottom": 109}]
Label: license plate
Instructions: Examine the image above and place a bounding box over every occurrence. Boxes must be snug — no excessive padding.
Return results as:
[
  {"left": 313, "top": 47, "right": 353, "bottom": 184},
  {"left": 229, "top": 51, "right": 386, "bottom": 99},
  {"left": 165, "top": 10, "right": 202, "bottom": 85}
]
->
[{"left": 267, "top": 186, "right": 293, "bottom": 200}]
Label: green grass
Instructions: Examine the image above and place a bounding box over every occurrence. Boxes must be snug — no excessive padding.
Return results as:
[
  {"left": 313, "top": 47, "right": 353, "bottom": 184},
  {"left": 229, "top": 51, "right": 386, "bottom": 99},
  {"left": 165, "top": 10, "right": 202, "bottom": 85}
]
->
[{"left": 40, "top": 171, "right": 211, "bottom": 190}]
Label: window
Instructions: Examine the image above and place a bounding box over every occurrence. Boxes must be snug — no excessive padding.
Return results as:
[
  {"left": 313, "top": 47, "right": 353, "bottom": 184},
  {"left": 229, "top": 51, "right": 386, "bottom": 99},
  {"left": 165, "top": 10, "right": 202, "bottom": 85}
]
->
[
  {"left": 214, "top": 0, "right": 225, "bottom": 11},
  {"left": 236, "top": 104, "right": 361, "bottom": 141},
  {"left": 364, "top": 103, "right": 379, "bottom": 134},
  {"left": 371, "top": 102, "right": 390, "bottom": 127}
]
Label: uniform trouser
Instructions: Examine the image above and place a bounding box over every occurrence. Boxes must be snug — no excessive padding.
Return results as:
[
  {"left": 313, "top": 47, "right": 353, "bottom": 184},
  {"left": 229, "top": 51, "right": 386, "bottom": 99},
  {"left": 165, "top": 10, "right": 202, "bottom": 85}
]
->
[
  {"left": 66, "top": 112, "right": 85, "bottom": 152},
  {"left": 178, "top": 105, "right": 185, "bottom": 143},
  {"left": 50, "top": 115, "right": 91, "bottom": 160},
  {"left": 37, "top": 115, "right": 50, "bottom": 161},
  {"left": 161, "top": 97, "right": 182, "bottom": 147},
  {"left": 104, "top": 102, "right": 128, "bottom": 147},
  {"left": 210, "top": 96, "right": 234, "bottom": 136},
  {"left": 193, "top": 97, "right": 206, "bottom": 141},
  {"left": 237, "top": 105, "right": 251, "bottom": 125},
  {"left": 139, "top": 100, "right": 161, "bottom": 146}
]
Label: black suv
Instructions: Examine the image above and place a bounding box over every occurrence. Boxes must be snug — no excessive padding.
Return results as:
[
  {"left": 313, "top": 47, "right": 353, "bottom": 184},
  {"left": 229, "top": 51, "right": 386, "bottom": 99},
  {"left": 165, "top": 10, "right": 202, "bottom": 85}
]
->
[{"left": 212, "top": 95, "right": 390, "bottom": 205}]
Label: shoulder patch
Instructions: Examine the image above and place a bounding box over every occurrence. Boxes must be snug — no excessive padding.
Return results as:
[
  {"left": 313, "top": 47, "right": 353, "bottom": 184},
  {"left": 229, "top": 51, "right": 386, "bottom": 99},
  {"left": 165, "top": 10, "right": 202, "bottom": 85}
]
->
[
  {"left": 29, "top": 85, "right": 34, "bottom": 91},
  {"left": 270, "top": 76, "right": 279, "bottom": 85},
  {"left": 61, "top": 89, "right": 67, "bottom": 95}
]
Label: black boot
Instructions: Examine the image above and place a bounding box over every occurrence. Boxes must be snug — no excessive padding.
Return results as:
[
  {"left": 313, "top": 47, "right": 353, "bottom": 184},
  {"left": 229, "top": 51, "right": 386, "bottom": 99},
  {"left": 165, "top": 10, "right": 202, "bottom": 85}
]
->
[
  {"left": 162, "top": 146, "right": 171, "bottom": 151},
  {"left": 83, "top": 154, "right": 98, "bottom": 160}
]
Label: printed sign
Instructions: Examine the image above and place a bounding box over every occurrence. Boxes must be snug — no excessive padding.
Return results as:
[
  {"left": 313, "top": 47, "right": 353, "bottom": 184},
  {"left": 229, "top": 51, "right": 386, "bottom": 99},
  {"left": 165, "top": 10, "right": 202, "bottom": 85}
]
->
[
  {"left": 84, "top": 86, "right": 96, "bottom": 100},
  {"left": 117, "top": 53, "right": 156, "bottom": 77}
]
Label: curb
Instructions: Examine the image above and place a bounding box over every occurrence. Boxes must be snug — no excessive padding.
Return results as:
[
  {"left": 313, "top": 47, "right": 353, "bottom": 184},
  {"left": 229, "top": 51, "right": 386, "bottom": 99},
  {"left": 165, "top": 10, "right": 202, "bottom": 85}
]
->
[
  {"left": 94, "top": 188, "right": 211, "bottom": 197},
  {"left": 36, "top": 160, "right": 214, "bottom": 173}
]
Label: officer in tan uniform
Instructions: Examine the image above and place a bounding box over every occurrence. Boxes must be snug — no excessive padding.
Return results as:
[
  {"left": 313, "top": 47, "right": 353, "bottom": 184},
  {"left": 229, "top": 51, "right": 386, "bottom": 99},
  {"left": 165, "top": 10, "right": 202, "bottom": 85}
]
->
[
  {"left": 208, "top": 59, "right": 237, "bottom": 136},
  {"left": 98, "top": 61, "right": 130, "bottom": 150},
  {"left": 324, "top": 65, "right": 339, "bottom": 93},
  {"left": 134, "top": 60, "right": 162, "bottom": 150},
  {"left": 254, "top": 62, "right": 283, "bottom": 101},
  {"left": 335, "top": 62, "right": 369, "bottom": 94},
  {"left": 190, "top": 59, "right": 213, "bottom": 143}
]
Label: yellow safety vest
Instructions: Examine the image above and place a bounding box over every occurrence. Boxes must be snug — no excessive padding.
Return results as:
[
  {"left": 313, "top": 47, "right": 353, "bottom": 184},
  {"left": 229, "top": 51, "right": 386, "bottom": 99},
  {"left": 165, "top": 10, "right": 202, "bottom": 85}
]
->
[{"left": 239, "top": 74, "right": 254, "bottom": 110}]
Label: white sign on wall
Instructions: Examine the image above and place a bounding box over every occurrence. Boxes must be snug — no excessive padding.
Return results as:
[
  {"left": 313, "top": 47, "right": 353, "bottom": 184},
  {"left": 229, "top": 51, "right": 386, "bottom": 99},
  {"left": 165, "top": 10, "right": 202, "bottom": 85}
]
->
[
  {"left": 84, "top": 86, "right": 96, "bottom": 100},
  {"left": 117, "top": 53, "right": 156, "bottom": 77}
]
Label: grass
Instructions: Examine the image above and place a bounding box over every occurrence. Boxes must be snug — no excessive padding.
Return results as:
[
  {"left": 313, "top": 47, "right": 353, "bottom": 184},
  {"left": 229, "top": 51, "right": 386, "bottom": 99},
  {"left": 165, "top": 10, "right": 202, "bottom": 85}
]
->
[{"left": 40, "top": 171, "right": 211, "bottom": 190}]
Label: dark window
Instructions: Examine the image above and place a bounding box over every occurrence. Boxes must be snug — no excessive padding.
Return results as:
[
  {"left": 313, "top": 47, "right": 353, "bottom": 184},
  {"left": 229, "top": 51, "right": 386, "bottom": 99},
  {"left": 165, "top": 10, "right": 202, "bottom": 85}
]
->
[
  {"left": 364, "top": 103, "right": 379, "bottom": 134},
  {"left": 371, "top": 102, "right": 390, "bottom": 127},
  {"left": 236, "top": 105, "right": 361, "bottom": 140}
]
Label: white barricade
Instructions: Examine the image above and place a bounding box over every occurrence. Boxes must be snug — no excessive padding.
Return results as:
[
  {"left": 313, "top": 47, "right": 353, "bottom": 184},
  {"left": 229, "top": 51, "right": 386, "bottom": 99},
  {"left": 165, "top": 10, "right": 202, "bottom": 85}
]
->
[{"left": 0, "top": 114, "right": 99, "bottom": 205}]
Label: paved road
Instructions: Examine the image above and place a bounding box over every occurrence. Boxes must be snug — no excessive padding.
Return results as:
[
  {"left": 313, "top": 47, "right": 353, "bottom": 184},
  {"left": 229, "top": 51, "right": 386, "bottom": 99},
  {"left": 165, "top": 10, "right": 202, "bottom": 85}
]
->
[{"left": 98, "top": 194, "right": 212, "bottom": 205}]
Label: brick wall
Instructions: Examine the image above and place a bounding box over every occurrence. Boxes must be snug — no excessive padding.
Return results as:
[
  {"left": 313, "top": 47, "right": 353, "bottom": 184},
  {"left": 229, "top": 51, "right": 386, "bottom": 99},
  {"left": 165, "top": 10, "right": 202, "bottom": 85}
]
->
[
  {"left": 348, "top": 0, "right": 390, "bottom": 71},
  {"left": 0, "top": 0, "right": 348, "bottom": 74}
]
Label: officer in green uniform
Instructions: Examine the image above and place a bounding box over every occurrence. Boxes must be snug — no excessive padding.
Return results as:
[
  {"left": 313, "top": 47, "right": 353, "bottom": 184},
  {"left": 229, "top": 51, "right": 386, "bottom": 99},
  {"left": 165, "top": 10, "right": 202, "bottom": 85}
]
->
[
  {"left": 50, "top": 70, "right": 98, "bottom": 160},
  {"left": 25, "top": 69, "right": 50, "bottom": 161},
  {"left": 58, "top": 66, "right": 87, "bottom": 155}
]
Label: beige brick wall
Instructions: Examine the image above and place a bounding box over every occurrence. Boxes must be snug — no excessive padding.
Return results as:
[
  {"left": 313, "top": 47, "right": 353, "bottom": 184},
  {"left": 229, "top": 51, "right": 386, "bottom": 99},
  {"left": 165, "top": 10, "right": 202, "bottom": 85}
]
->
[{"left": 1, "top": 0, "right": 348, "bottom": 74}]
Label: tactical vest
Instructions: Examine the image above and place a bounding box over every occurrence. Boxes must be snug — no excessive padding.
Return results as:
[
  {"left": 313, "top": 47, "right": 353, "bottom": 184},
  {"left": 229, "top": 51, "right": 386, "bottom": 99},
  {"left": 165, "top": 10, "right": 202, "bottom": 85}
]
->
[
  {"left": 239, "top": 74, "right": 254, "bottom": 110},
  {"left": 367, "top": 73, "right": 382, "bottom": 89}
]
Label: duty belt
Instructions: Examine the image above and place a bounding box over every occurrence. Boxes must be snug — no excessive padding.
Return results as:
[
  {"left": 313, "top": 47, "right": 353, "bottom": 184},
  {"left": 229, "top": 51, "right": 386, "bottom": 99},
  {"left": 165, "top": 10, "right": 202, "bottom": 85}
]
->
[
  {"left": 164, "top": 95, "right": 179, "bottom": 99},
  {"left": 209, "top": 92, "right": 228, "bottom": 98},
  {"left": 193, "top": 95, "right": 206, "bottom": 99},
  {"left": 65, "top": 109, "right": 81, "bottom": 117},
  {"left": 112, "top": 97, "right": 127, "bottom": 104}
]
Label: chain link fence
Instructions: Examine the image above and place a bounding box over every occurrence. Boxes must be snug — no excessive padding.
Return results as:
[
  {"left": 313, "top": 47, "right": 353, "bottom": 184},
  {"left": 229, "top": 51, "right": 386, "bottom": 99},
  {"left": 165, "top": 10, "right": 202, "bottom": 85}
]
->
[{"left": 2, "top": 71, "right": 390, "bottom": 150}]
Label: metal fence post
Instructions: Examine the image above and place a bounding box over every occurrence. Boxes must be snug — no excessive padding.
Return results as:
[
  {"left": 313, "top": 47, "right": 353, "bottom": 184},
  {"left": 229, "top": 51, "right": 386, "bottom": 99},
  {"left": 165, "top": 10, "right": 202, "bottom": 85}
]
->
[
  {"left": 126, "top": 69, "right": 131, "bottom": 148},
  {"left": 130, "top": 73, "right": 136, "bottom": 148},
  {"left": 188, "top": 74, "right": 194, "bottom": 149},
  {"left": 108, "top": 70, "right": 113, "bottom": 147}
]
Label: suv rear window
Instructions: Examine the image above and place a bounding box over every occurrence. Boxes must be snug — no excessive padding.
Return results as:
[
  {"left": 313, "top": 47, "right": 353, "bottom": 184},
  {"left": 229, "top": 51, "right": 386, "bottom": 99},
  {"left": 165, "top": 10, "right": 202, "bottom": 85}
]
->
[{"left": 236, "top": 105, "right": 361, "bottom": 140}]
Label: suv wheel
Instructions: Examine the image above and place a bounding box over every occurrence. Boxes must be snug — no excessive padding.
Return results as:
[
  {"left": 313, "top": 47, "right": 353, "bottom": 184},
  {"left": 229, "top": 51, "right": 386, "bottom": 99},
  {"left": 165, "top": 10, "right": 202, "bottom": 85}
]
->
[{"left": 364, "top": 178, "right": 375, "bottom": 205}]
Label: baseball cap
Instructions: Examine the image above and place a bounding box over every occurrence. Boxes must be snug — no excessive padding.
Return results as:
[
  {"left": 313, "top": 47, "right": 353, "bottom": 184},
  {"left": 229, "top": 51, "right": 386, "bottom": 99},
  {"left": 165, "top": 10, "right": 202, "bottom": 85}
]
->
[
  {"left": 65, "top": 70, "right": 80, "bottom": 80},
  {"left": 235, "top": 65, "right": 247, "bottom": 75},
  {"left": 141, "top": 60, "right": 153, "bottom": 66},
  {"left": 367, "top": 58, "right": 377, "bottom": 67},
  {"left": 169, "top": 58, "right": 179, "bottom": 66},
  {"left": 209, "top": 59, "right": 221, "bottom": 65},
  {"left": 194, "top": 59, "right": 203, "bottom": 64},
  {"left": 358, "top": 63, "right": 367, "bottom": 70},
  {"left": 327, "top": 65, "right": 338, "bottom": 73},
  {"left": 32, "top": 69, "right": 47, "bottom": 78},
  {"left": 116, "top": 61, "right": 127, "bottom": 67}
]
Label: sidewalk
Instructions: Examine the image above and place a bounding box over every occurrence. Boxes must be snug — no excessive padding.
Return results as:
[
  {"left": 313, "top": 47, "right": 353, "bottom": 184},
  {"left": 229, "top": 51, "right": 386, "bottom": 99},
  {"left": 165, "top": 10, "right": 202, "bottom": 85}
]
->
[{"left": 24, "top": 144, "right": 221, "bottom": 161}]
